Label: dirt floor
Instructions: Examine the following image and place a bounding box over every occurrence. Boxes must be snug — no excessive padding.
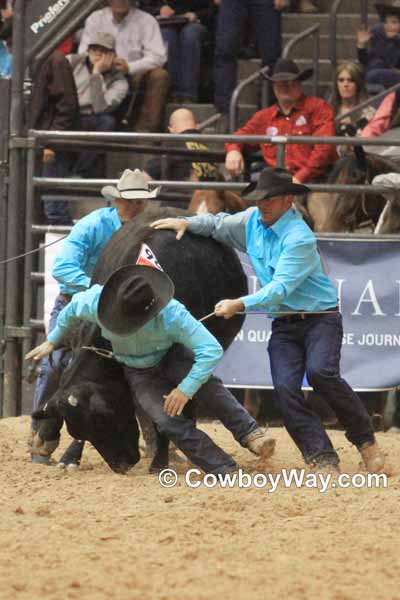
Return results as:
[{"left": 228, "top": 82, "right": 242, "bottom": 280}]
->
[{"left": 0, "top": 416, "right": 399, "bottom": 600}]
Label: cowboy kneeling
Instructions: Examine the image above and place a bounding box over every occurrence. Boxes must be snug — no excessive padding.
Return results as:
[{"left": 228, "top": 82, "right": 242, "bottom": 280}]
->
[{"left": 26, "top": 265, "right": 275, "bottom": 474}]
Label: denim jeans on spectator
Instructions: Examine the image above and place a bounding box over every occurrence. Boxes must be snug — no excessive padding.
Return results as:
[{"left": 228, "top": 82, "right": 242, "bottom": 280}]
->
[
  {"left": 268, "top": 311, "right": 375, "bottom": 465},
  {"left": 214, "top": 0, "right": 282, "bottom": 114},
  {"left": 123, "top": 344, "right": 255, "bottom": 474},
  {"left": 42, "top": 153, "right": 74, "bottom": 225},
  {"left": 162, "top": 22, "right": 206, "bottom": 101},
  {"left": 73, "top": 113, "right": 116, "bottom": 178},
  {"left": 366, "top": 68, "right": 400, "bottom": 93},
  {"left": 32, "top": 294, "right": 72, "bottom": 430}
]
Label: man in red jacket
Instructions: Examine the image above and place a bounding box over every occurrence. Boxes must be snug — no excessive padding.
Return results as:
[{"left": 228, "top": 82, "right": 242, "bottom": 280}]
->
[{"left": 225, "top": 58, "right": 337, "bottom": 183}]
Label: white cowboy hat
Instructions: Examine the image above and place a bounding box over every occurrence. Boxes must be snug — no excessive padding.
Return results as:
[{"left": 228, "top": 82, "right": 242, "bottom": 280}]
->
[{"left": 101, "top": 169, "right": 161, "bottom": 201}]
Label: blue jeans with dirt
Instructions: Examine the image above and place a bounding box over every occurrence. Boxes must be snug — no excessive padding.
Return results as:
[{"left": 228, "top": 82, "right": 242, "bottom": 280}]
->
[
  {"left": 124, "top": 344, "right": 259, "bottom": 474},
  {"left": 32, "top": 294, "right": 72, "bottom": 430},
  {"left": 268, "top": 311, "right": 375, "bottom": 465}
]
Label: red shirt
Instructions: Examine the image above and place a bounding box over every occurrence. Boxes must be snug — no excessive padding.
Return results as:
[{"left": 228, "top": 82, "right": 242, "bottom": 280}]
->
[{"left": 225, "top": 95, "right": 337, "bottom": 183}]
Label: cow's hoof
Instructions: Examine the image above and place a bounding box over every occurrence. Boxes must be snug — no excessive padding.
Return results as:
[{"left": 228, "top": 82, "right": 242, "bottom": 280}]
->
[
  {"left": 58, "top": 461, "right": 80, "bottom": 470},
  {"left": 148, "top": 462, "right": 168, "bottom": 474},
  {"left": 31, "top": 455, "right": 52, "bottom": 466}
]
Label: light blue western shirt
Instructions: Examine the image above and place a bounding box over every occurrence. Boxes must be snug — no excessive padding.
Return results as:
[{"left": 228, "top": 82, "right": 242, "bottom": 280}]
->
[
  {"left": 47, "top": 286, "right": 223, "bottom": 398},
  {"left": 184, "top": 207, "right": 338, "bottom": 315},
  {"left": 52, "top": 207, "right": 121, "bottom": 295}
]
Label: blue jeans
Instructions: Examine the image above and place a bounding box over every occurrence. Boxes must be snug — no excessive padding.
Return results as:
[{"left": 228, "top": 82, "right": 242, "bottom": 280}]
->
[
  {"left": 42, "top": 153, "right": 74, "bottom": 225},
  {"left": 214, "top": 0, "right": 282, "bottom": 113},
  {"left": 268, "top": 311, "right": 375, "bottom": 465},
  {"left": 162, "top": 22, "right": 206, "bottom": 100},
  {"left": 32, "top": 294, "right": 72, "bottom": 429},
  {"left": 366, "top": 68, "right": 400, "bottom": 93},
  {"left": 73, "top": 113, "right": 116, "bottom": 178},
  {"left": 124, "top": 345, "right": 258, "bottom": 474}
]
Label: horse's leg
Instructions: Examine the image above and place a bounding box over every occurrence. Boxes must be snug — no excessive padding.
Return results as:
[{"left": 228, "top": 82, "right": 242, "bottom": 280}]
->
[{"left": 58, "top": 439, "right": 85, "bottom": 469}]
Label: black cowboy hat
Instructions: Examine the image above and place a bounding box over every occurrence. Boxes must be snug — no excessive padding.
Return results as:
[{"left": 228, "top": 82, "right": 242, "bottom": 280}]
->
[
  {"left": 98, "top": 265, "right": 174, "bottom": 336},
  {"left": 264, "top": 58, "right": 313, "bottom": 83},
  {"left": 375, "top": 1, "right": 400, "bottom": 19},
  {"left": 241, "top": 167, "right": 310, "bottom": 202}
]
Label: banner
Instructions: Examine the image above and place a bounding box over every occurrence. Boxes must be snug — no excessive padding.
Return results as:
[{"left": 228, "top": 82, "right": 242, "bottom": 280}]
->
[
  {"left": 25, "top": 0, "right": 75, "bottom": 50},
  {"left": 216, "top": 238, "right": 400, "bottom": 391}
]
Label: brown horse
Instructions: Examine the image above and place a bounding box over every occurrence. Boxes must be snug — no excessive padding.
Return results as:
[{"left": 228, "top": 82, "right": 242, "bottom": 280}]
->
[
  {"left": 306, "top": 147, "right": 400, "bottom": 233},
  {"left": 189, "top": 187, "right": 248, "bottom": 214}
]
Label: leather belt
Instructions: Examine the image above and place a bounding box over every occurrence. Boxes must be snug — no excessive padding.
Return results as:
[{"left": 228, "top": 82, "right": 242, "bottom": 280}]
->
[{"left": 275, "top": 306, "right": 339, "bottom": 323}]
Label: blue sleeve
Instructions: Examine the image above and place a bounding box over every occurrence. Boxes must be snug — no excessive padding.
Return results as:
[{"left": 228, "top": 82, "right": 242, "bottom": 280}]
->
[
  {"left": 48, "top": 285, "right": 102, "bottom": 345},
  {"left": 241, "top": 237, "right": 320, "bottom": 311},
  {"left": 184, "top": 209, "right": 254, "bottom": 253},
  {"left": 52, "top": 216, "right": 95, "bottom": 292},
  {"left": 170, "top": 304, "right": 223, "bottom": 397}
]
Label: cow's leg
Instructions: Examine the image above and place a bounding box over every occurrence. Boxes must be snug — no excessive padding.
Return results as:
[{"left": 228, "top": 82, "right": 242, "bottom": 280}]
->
[
  {"left": 149, "top": 430, "right": 170, "bottom": 474},
  {"left": 58, "top": 439, "right": 85, "bottom": 469}
]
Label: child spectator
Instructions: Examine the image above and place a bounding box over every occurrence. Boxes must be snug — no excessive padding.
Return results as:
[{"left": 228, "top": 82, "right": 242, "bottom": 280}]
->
[{"left": 357, "top": 2, "right": 400, "bottom": 92}]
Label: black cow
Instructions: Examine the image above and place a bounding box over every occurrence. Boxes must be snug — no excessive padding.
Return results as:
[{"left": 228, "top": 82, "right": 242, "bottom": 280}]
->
[{"left": 34, "top": 206, "right": 247, "bottom": 473}]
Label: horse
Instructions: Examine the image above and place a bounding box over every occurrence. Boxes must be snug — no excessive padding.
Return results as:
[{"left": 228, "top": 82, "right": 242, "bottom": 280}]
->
[{"left": 305, "top": 147, "right": 400, "bottom": 233}]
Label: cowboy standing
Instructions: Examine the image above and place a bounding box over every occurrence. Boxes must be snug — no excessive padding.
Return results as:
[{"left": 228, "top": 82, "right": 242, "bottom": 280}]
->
[
  {"left": 27, "top": 265, "right": 275, "bottom": 475},
  {"left": 30, "top": 169, "right": 157, "bottom": 463},
  {"left": 152, "top": 166, "right": 386, "bottom": 473},
  {"left": 225, "top": 58, "right": 337, "bottom": 183}
]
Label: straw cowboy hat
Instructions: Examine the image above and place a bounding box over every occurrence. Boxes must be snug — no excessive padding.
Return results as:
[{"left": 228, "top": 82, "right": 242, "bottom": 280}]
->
[
  {"left": 101, "top": 169, "right": 161, "bottom": 202},
  {"left": 264, "top": 58, "right": 314, "bottom": 83},
  {"left": 241, "top": 167, "right": 310, "bottom": 202},
  {"left": 98, "top": 265, "right": 174, "bottom": 335}
]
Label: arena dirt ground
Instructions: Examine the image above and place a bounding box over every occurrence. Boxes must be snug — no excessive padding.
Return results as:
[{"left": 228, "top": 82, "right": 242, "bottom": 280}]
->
[{"left": 1, "top": 416, "right": 399, "bottom": 600}]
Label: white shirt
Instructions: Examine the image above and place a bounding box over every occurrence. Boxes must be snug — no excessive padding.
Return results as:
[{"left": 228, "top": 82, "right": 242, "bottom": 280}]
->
[{"left": 78, "top": 7, "right": 166, "bottom": 76}]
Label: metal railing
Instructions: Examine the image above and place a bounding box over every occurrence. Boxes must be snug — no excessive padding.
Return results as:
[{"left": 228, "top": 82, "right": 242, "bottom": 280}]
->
[
  {"left": 330, "top": 0, "right": 369, "bottom": 87},
  {"left": 229, "top": 24, "right": 320, "bottom": 133},
  {"left": 3, "top": 127, "right": 400, "bottom": 417}
]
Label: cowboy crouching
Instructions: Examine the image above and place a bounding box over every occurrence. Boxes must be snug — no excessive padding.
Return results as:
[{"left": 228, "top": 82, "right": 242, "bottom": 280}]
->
[{"left": 26, "top": 265, "right": 275, "bottom": 475}]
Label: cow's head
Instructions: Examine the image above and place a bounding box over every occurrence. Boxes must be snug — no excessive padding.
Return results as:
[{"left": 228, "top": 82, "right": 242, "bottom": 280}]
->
[{"left": 34, "top": 340, "right": 140, "bottom": 474}]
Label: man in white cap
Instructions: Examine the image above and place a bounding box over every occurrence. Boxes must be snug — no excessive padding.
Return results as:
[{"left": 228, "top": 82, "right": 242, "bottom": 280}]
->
[
  {"left": 27, "top": 265, "right": 275, "bottom": 475},
  {"left": 30, "top": 169, "right": 158, "bottom": 463},
  {"left": 67, "top": 31, "right": 129, "bottom": 177}
]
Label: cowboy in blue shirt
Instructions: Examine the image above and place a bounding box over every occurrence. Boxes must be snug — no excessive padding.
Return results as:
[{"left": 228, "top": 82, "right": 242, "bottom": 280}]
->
[
  {"left": 30, "top": 169, "right": 154, "bottom": 462},
  {"left": 152, "top": 166, "right": 386, "bottom": 474},
  {"left": 27, "top": 265, "right": 275, "bottom": 475}
]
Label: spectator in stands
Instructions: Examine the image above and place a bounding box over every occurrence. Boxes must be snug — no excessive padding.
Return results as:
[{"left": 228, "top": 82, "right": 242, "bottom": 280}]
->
[
  {"left": 79, "top": 0, "right": 169, "bottom": 132},
  {"left": 360, "top": 88, "right": 400, "bottom": 138},
  {"left": 145, "top": 107, "right": 220, "bottom": 181},
  {"left": 142, "top": 1, "right": 216, "bottom": 103},
  {"left": 357, "top": 2, "right": 400, "bottom": 92},
  {"left": 68, "top": 32, "right": 128, "bottom": 178},
  {"left": 225, "top": 58, "right": 337, "bottom": 183},
  {"left": 333, "top": 61, "right": 376, "bottom": 136},
  {"left": 214, "top": 0, "right": 285, "bottom": 127},
  {"left": 0, "top": 15, "right": 80, "bottom": 224}
]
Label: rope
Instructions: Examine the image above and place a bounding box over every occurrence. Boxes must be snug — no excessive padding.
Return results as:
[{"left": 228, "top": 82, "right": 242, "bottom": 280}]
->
[
  {"left": 0, "top": 235, "right": 68, "bottom": 266},
  {"left": 82, "top": 309, "right": 340, "bottom": 360}
]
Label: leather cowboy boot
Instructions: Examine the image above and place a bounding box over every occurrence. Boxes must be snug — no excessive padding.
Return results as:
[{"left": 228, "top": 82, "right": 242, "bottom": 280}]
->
[
  {"left": 134, "top": 67, "right": 170, "bottom": 133},
  {"left": 359, "top": 441, "right": 385, "bottom": 473},
  {"left": 243, "top": 428, "right": 276, "bottom": 459}
]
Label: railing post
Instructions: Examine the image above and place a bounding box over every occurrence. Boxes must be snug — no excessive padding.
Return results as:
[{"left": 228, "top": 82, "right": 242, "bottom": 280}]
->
[
  {"left": 330, "top": 0, "right": 343, "bottom": 88},
  {"left": 3, "top": 0, "right": 26, "bottom": 416},
  {"left": 22, "top": 142, "right": 38, "bottom": 377},
  {"left": 275, "top": 140, "right": 287, "bottom": 169},
  {"left": 312, "top": 30, "right": 320, "bottom": 97}
]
